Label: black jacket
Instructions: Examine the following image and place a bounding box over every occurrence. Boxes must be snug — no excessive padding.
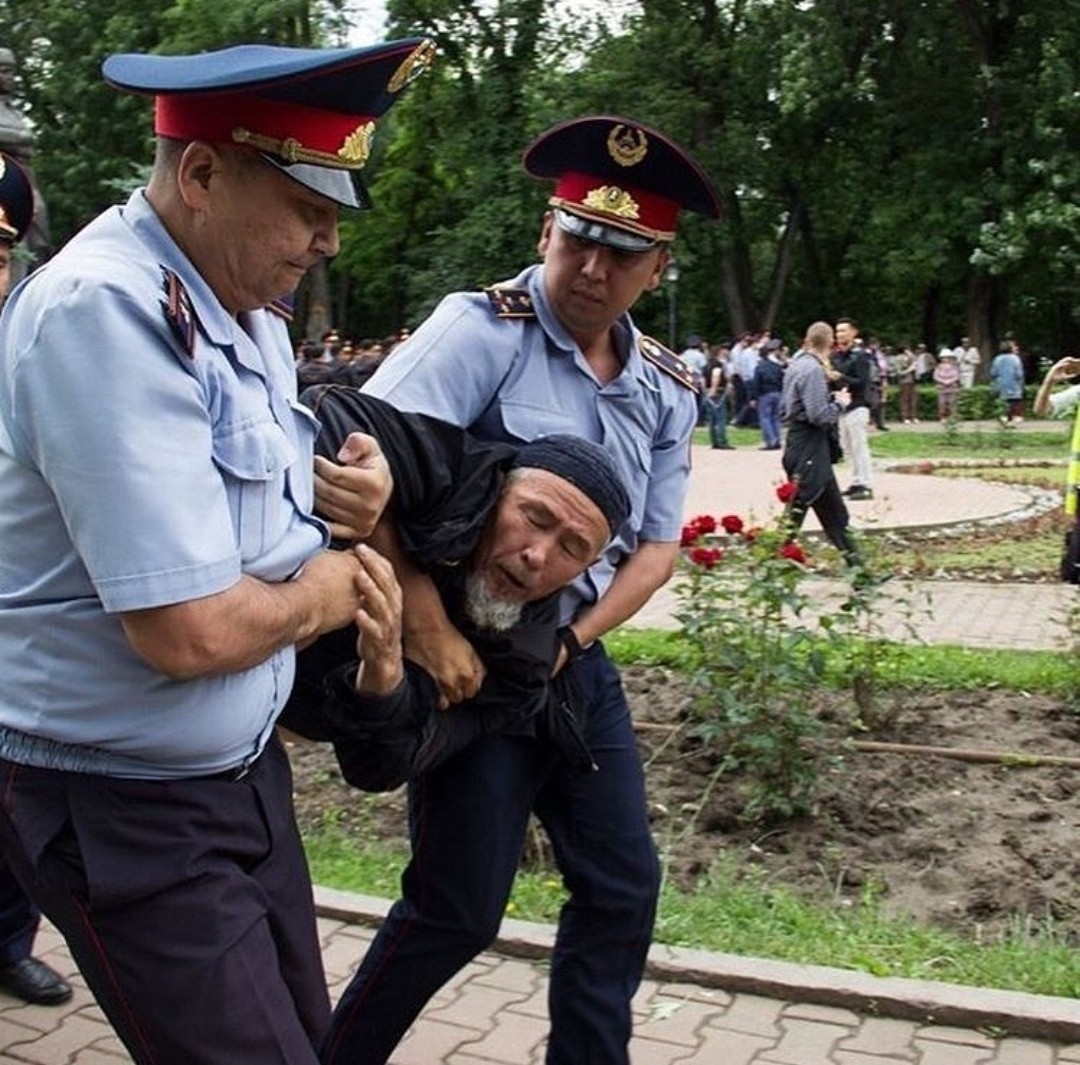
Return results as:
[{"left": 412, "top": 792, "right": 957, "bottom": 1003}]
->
[{"left": 280, "top": 388, "right": 588, "bottom": 791}]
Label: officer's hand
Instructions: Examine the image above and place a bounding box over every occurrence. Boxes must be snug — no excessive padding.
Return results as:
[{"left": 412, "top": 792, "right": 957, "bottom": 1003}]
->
[
  {"left": 404, "top": 621, "right": 486, "bottom": 710},
  {"left": 314, "top": 432, "right": 393, "bottom": 541}
]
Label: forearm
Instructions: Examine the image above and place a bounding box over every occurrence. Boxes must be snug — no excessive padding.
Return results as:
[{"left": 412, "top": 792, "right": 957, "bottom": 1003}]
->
[
  {"left": 569, "top": 541, "right": 679, "bottom": 647},
  {"left": 121, "top": 551, "right": 359, "bottom": 680}
]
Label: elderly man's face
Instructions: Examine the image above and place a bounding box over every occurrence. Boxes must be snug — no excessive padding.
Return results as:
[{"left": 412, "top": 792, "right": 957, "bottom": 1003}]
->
[
  {"left": 465, "top": 468, "right": 609, "bottom": 631},
  {"left": 192, "top": 147, "right": 340, "bottom": 313}
]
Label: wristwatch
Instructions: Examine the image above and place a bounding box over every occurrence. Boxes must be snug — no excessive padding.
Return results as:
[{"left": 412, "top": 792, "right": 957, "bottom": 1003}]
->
[{"left": 557, "top": 625, "right": 588, "bottom": 662}]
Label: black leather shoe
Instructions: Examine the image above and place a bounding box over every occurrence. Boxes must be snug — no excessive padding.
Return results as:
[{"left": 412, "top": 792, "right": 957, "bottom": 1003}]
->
[
  {"left": 846, "top": 486, "right": 874, "bottom": 501},
  {"left": 0, "top": 957, "right": 73, "bottom": 1005}
]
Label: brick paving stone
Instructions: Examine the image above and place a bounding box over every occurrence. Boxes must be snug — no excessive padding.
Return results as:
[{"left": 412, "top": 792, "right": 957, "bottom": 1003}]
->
[
  {"left": 654, "top": 980, "right": 732, "bottom": 1009},
  {"left": 783, "top": 1002, "right": 862, "bottom": 1027},
  {"left": 838, "top": 1015, "right": 919, "bottom": 1057},
  {"left": 831, "top": 1053, "right": 915, "bottom": 1065},
  {"left": 666, "top": 1028, "right": 777, "bottom": 1065},
  {"left": 423, "top": 982, "right": 532, "bottom": 1030},
  {"left": 716, "top": 992, "right": 786, "bottom": 1036},
  {"left": 765, "top": 1016, "right": 857, "bottom": 1063},
  {"left": 3, "top": 1012, "right": 121, "bottom": 1065},
  {"left": 990, "top": 1038, "right": 1056, "bottom": 1065},
  {"left": 472, "top": 956, "right": 544, "bottom": 995},
  {"left": 634, "top": 997, "right": 729, "bottom": 1046},
  {"left": 390, "top": 1017, "right": 485, "bottom": 1065},
  {"left": 918, "top": 1025, "right": 997, "bottom": 1049},
  {"left": 911, "top": 1038, "right": 995, "bottom": 1065},
  {"left": 448, "top": 1007, "right": 548, "bottom": 1065}
]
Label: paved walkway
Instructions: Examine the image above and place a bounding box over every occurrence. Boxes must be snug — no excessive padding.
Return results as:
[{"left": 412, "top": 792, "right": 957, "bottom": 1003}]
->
[{"left": 2, "top": 435, "right": 1078, "bottom": 1064}]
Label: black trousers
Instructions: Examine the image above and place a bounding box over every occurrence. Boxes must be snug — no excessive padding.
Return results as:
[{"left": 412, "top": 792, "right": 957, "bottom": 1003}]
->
[{"left": 0, "top": 735, "right": 329, "bottom": 1065}]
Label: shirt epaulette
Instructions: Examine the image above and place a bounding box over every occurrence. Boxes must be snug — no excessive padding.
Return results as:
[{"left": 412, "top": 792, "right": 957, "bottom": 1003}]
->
[
  {"left": 266, "top": 298, "right": 295, "bottom": 322},
  {"left": 640, "top": 335, "right": 697, "bottom": 391},
  {"left": 161, "top": 268, "right": 196, "bottom": 357},
  {"left": 484, "top": 286, "right": 536, "bottom": 320}
]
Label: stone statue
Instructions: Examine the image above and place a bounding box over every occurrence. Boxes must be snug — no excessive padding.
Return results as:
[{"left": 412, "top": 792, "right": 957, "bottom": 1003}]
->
[{"left": 0, "top": 47, "right": 51, "bottom": 273}]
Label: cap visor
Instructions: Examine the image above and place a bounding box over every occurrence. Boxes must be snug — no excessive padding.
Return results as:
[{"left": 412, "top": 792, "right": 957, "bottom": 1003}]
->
[
  {"left": 261, "top": 154, "right": 370, "bottom": 210},
  {"left": 553, "top": 208, "right": 658, "bottom": 252}
]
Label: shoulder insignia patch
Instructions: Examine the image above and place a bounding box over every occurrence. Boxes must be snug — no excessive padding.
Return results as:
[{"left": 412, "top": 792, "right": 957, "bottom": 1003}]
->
[
  {"left": 484, "top": 286, "right": 536, "bottom": 320},
  {"left": 639, "top": 335, "right": 697, "bottom": 391},
  {"left": 266, "top": 297, "right": 295, "bottom": 322},
  {"left": 161, "top": 268, "right": 196, "bottom": 357}
]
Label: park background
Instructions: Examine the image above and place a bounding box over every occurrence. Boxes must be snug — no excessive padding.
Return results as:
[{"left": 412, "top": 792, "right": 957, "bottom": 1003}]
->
[{"left": 2, "top": 0, "right": 1079, "bottom": 365}]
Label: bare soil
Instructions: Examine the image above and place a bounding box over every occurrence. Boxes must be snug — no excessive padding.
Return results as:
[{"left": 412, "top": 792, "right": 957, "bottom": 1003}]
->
[{"left": 286, "top": 669, "right": 1080, "bottom": 944}]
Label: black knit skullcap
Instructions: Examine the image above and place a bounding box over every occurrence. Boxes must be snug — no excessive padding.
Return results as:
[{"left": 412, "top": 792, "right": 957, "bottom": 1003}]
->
[{"left": 512, "top": 434, "right": 630, "bottom": 536}]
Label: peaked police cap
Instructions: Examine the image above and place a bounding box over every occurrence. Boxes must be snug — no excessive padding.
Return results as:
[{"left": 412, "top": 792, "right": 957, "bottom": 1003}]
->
[
  {"left": 523, "top": 115, "right": 722, "bottom": 251},
  {"left": 103, "top": 38, "right": 435, "bottom": 209}
]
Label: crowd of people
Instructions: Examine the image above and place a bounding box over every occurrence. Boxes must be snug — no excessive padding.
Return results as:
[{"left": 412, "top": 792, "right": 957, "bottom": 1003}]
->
[{"left": 676, "top": 329, "right": 1032, "bottom": 444}]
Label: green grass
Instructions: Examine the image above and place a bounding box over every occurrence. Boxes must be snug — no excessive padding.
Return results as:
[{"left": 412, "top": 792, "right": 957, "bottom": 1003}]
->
[
  {"left": 706, "top": 423, "right": 1071, "bottom": 461},
  {"left": 303, "top": 816, "right": 1080, "bottom": 999}
]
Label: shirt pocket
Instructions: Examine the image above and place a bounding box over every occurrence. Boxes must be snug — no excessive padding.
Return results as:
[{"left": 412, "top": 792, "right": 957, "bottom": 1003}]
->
[{"left": 211, "top": 418, "right": 296, "bottom": 562}]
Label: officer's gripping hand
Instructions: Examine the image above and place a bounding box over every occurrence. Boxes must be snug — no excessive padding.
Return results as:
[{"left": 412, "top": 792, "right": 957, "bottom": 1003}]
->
[{"left": 314, "top": 432, "right": 393, "bottom": 541}]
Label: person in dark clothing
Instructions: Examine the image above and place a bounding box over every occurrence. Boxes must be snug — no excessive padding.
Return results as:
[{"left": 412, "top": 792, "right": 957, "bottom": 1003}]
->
[
  {"left": 283, "top": 386, "right": 630, "bottom": 794},
  {"left": 753, "top": 339, "right": 786, "bottom": 449},
  {"left": 781, "top": 321, "right": 863, "bottom": 569}
]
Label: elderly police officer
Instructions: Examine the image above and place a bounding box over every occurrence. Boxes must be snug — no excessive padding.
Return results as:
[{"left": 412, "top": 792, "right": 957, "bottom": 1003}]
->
[
  {"left": 329, "top": 116, "right": 722, "bottom": 1065},
  {"left": 0, "top": 37, "right": 431, "bottom": 1065}
]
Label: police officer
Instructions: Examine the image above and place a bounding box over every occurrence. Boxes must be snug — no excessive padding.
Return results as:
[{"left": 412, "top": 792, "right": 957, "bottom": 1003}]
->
[
  {"left": 0, "top": 152, "right": 73, "bottom": 1008},
  {"left": 0, "top": 37, "right": 431, "bottom": 1065},
  {"left": 326, "top": 115, "right": 722, "bottom": 1065}
]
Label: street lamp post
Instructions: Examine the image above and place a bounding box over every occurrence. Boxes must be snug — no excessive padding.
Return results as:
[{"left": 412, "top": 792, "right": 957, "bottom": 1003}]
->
[{"left": 664, "top": 256, "right": 680, "bottom": 350}]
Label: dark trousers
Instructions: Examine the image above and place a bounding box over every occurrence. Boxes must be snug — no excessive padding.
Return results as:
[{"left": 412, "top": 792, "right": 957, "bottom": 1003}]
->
[
  {"left": 0, "top": 735, "right": 329, "bottom": 1065},
  {"left": 324, "top": 645, "right": 660, "bottom": 1065},
  {"left": 788, "top": 477, "right": 862, "bottom": 568},
  {"left": 703, "top": 395, "right": 730, "bottom": 447},
  {"left": 758, "top": 391, "right": 782, "bottom": 448},
  {"left": 0, "top": 859, "right": 37, "bottom": 967}
]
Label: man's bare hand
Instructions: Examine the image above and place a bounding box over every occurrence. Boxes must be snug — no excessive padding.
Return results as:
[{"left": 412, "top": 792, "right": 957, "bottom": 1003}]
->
[
  {"left": 404, "top": 620, "right": 485, "bottom": 709},
  {"left": 293, "top": 548, "right": 365, "bottom": 644},
  {"left": 352, "top": 543, "right": 405, "bottom": 693},
  {"left": 314, "top": 431, "right": 392, "bottom": 541}
]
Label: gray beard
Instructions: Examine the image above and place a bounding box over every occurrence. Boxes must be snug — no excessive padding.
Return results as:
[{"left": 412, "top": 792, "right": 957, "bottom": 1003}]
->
[{"left": 464, "top": 571, "right": 525, "bottom": 633}]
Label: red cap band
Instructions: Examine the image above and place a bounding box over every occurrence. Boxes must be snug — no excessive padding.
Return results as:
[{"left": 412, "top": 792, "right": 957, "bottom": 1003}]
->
[
  {"left": 551, "top": 171, "right": 679, "bottom": 239},
  {"left": 155, "top": 93, "right": 374, "bottom": 167}
]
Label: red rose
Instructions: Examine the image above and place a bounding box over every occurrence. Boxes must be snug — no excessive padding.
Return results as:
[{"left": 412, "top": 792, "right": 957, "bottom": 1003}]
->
[
  {"left": 690, "top": 546, "right": 723, "bottom": 569},
  {"left": 776, "top": 481, "right": 798, "bottom": 504},
  {"left": 720, "top": 514, "right": 744, "bottom": 535},
  {"left": 692, "top": 514, "right": 717, "bottom": 535},
  {"left": 779, "top": 542, "right": 807, "bottom": 564},
  {"left": 680, "top": 524, "right": 700, "bottom": 548}
]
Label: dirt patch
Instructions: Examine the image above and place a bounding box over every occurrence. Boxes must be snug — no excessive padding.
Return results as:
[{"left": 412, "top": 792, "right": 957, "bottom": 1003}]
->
[{"left": 285, "top": 669, "right": 1080, "bottom": 942}]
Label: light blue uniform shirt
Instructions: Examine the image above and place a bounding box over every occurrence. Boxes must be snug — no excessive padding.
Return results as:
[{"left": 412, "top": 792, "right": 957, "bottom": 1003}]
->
[
  {"left": 0, "top": 190, "right": 326, "bottom": 778},
  {"left": 364, "top": 263, "right": 696, "bottom": 623}
]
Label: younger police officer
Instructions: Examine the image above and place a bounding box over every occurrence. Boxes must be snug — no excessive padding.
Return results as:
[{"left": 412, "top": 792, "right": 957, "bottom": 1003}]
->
[{"left": 330, "top": 115, "right": 722, "bottom": 1065}]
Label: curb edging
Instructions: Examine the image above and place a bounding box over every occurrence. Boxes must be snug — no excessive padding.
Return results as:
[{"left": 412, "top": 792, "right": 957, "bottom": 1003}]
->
[{"left": 313, "top": 885, "right": 1080, "bottom": 1044}]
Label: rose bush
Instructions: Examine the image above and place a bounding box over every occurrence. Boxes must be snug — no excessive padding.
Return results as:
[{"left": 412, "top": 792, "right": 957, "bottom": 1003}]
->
[{"left": 673, "top": 481, "right": 865, "bottom": 822}]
